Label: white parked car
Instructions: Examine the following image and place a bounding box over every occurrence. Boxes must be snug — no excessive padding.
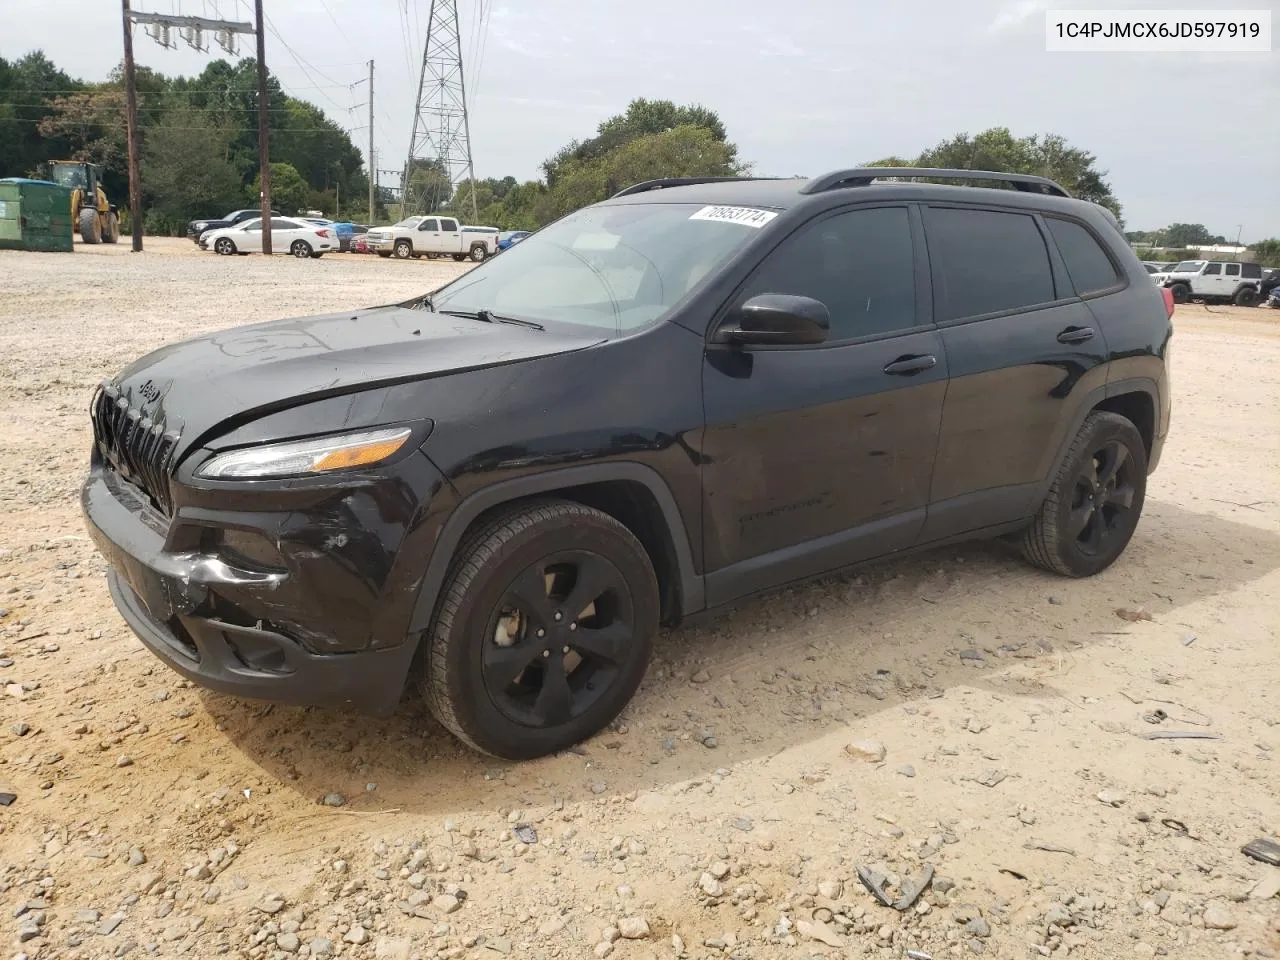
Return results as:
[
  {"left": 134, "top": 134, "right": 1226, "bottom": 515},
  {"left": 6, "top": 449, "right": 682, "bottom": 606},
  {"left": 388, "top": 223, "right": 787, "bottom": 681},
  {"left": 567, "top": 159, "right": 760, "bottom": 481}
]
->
[
  {"left": 366, "top": 215, "right": 498, "bottom": 262},
  {"left": 200, "top": 217, "right": 336, "bottom": 258}
]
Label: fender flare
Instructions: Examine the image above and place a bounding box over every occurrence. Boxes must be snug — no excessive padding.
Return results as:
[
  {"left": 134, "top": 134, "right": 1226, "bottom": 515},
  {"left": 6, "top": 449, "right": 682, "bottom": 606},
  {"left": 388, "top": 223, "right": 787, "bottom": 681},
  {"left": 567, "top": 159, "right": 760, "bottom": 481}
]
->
[
  {"left": 406, "top": 461, "right": 705, "bottom": 636},
  {"left": 1033, "top": 377, "right": 1161, "bottom": 504}
]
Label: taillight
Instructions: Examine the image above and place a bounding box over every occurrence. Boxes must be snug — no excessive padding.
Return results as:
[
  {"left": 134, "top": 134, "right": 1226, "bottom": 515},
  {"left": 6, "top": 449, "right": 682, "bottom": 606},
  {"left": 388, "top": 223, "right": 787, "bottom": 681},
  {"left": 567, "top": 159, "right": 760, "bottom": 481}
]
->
[
  {"left": 316, "top": 229, "right": 331, "bottom": 238},
  {"left": 1161, "top": 287, "right": 1175, "bottom": 318}
]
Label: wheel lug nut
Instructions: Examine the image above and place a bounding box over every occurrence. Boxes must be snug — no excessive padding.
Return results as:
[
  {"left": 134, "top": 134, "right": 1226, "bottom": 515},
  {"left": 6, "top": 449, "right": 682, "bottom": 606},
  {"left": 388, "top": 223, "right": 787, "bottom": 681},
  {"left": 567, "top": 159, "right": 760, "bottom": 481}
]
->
[
  {"left": 569, "top": 622, "right": 577, "bottom": 631},
  {"left": 553, "top": 611, "right": 563, "bottom": 621},
  {"left": 536, "top": 628, "right": 545, "bottom": 638},
  {"left": 542, "top": 649, "right": 550, "bottom": 658},
  {"left": 562, "top": 645, "right": 570, "bottom": 654}
]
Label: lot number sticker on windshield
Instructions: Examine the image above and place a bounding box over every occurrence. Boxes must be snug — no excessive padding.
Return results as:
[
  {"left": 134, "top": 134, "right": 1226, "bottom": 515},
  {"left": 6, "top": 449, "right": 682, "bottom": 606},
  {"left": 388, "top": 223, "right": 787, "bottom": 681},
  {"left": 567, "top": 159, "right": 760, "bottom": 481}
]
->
[{"left": 689, "top": 205, "right": 778, "bottom": 229}]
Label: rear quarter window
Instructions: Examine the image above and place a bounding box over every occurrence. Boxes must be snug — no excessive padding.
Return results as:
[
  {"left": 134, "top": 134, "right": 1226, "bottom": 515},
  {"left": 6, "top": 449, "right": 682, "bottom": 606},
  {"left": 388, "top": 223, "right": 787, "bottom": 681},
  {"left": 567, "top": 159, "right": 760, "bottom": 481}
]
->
[
  {"left": 1242, "top": 263, "right": 1262, "bottom": 279},
  {"left": 1045, "top": 218, "right": 1121, "bottom": 296}
]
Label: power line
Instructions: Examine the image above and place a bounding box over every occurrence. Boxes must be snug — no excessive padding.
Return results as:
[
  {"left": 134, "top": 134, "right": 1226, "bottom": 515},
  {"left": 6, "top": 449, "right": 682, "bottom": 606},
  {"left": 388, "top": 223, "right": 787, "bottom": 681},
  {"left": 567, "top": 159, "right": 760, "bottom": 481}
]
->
[
  {"left": 0, "top": 83, "right": 360, "bottom": 94},
  {"left": 4, "top": 118, "right": 364, "bottom": 133}
]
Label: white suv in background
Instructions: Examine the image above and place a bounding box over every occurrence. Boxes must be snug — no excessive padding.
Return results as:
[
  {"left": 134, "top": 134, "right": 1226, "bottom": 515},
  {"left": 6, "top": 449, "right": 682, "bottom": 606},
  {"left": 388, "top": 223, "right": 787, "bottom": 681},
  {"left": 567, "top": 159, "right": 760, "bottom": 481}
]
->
[{"left": 1163, "top": 260, "right": 1264, "bottom": 306}]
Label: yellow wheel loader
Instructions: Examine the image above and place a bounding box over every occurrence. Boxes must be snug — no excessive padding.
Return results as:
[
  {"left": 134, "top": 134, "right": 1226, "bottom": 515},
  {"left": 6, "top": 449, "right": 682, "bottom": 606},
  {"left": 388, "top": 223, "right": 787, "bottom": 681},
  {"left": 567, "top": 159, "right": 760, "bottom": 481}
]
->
[{"left": 48, "top": 160, "right": 119, "bottom": 244}]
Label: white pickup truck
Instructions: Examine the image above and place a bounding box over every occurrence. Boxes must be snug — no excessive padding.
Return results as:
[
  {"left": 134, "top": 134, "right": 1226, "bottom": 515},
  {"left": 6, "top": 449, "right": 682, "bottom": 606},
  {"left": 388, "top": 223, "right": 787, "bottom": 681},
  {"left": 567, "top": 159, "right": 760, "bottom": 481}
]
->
[{"left": 367, "top": 215, "right": 497, "bottom": 262}]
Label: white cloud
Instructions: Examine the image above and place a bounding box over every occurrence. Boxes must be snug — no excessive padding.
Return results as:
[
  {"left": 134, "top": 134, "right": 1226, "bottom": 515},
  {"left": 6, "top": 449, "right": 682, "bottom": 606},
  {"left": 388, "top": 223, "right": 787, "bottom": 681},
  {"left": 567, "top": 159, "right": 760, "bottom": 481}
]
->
[{"left": 985, "top": 0, "right": 1051, "bottom": 34}]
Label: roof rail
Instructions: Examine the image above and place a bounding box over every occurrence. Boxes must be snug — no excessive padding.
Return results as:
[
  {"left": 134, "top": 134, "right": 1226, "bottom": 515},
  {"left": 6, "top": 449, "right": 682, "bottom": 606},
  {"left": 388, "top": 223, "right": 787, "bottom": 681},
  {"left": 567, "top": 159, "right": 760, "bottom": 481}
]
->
[
  {"left": 610, "top": 176, "right": 776, "bottom": 198},
  {"left": 799, "top": 167, "right": 1071, "bottom": 198}
]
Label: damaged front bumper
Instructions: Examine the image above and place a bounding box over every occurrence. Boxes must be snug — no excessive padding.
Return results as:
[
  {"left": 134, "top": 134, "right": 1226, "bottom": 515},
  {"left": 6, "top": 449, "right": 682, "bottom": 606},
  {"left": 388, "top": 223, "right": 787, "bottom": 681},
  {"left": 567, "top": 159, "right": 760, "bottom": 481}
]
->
[{"left": 80, "top": 459, "right": 438, "bottom": 715}]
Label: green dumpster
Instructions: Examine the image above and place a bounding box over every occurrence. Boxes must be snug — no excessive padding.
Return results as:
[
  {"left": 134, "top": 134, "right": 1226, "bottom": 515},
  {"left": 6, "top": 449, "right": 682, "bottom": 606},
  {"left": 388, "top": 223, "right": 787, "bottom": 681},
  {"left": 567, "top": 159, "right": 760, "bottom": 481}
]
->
[{"left": 0, "top": 178, "right": 75, "bottom": 252}]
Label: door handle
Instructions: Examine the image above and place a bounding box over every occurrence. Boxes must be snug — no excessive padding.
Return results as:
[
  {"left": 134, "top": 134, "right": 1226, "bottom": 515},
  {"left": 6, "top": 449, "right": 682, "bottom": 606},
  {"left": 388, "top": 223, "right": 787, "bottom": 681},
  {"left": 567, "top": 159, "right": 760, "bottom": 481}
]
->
[
  {"left": 882, "top": 354, "right": 937, "bottom": 376},
  {"left": 1057, "top": 326, "right": 1095, "bottom": 344}
]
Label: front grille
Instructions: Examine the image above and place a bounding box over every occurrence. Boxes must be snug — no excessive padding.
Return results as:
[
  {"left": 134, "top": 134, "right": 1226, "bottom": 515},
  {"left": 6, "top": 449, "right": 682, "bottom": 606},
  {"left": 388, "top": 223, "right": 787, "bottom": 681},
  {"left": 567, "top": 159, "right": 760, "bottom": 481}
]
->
[{"left": 91, "top": 385, "right": 181, "bottom": 516}]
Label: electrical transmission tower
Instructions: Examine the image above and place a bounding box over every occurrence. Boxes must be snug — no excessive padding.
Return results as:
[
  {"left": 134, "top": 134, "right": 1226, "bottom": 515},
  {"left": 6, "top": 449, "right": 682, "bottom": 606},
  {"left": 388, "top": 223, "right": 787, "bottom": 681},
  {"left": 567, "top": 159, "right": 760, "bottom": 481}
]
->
[{"left": 403, "top": 0, "right": 478, "bottom": 221}]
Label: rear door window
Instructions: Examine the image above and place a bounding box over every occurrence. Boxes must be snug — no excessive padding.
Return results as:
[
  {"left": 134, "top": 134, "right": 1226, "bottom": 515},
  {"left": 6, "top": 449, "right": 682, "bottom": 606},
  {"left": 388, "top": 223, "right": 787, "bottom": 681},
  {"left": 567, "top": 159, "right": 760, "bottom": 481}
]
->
[
  {"left": 924, "top": 207, "right": 1056, "bottom": 321},
  {"left": 439, "top": 219, "right": 459, "bottom": 232},
  {"left": 1225, "top": 263, "right": 1241, "bottom": 277},
  {"left": 1045, "top": 217, "right": 1121, "bottom": 296}
]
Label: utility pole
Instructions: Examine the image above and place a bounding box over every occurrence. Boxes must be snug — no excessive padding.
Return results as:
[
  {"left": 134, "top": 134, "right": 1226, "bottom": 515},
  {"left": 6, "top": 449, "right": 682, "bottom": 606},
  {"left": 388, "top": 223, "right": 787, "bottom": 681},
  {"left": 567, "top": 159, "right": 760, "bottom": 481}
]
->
[
  {"left": 368, "top": 59, "right": 375, "bottom": 223},
  {"left": 254, "top": 0, "right": 272, "bottom": 254},
  {"left": 120, "top": 0, "right": 144, "bottom": 252},
  {"left": 127, "top": 8, "right": 253, "bottom": 249}
]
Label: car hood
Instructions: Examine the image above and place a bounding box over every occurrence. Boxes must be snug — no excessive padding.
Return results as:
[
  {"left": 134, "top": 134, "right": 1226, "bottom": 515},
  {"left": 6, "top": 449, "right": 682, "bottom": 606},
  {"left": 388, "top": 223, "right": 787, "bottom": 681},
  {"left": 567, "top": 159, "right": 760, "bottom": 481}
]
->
[{"left": 103, "top": 303, "right": 604, "bottom": 460}]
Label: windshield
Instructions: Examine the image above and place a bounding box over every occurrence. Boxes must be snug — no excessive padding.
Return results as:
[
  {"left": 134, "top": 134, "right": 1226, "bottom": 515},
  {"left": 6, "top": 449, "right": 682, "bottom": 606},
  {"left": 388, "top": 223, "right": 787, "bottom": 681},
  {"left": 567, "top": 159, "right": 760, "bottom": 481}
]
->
[
  {"left": 392, "top": 217, "right": 423, "bottom": 229},
  {"left": 430, "top": 202, "right": 774, "bottom": 333},
  {"left": 1171, "top": 260, "right": 1204, "bottom": 273},
  {"left": 50, "top": 164, "right": 87, "bottom": 190}
]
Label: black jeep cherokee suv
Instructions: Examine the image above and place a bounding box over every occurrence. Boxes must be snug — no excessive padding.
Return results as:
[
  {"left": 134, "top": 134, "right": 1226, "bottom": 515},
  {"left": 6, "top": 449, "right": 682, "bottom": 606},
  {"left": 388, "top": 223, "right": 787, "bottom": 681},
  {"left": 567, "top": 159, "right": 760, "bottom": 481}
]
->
[{"left": 83, "top": 168, "right": 1172, "bottom": 760}]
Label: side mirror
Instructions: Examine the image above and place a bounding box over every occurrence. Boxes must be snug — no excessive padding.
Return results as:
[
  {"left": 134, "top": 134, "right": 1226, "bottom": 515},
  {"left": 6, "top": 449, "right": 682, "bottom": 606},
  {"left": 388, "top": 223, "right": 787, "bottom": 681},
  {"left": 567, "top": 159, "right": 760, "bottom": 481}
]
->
[{"left": 713, "top": 294, "right": 829, "bottom": 346}]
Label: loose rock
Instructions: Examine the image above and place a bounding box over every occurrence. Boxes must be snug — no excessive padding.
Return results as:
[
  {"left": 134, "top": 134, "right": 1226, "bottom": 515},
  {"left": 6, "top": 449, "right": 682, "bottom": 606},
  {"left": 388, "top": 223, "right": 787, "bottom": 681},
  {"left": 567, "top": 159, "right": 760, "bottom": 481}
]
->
[
  {"left": 617, "top": 916, "right": 650, "bottom": 939},
  {"left": 845, "top": 739, "right": 887, "bottom": 762},
  {"left": 1202, "top": 904, "right": 1237, "bottom": 930}
]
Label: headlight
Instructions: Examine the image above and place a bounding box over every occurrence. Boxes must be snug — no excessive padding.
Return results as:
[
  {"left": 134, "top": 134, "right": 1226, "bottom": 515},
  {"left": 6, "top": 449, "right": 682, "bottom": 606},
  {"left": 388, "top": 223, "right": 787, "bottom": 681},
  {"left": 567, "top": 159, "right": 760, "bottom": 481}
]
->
[
  {"left": 195, "top": 427, "right": 413, "bottom": 480},
  {"left": 195, "top": 221, "right": 207, "bottom": 230}
]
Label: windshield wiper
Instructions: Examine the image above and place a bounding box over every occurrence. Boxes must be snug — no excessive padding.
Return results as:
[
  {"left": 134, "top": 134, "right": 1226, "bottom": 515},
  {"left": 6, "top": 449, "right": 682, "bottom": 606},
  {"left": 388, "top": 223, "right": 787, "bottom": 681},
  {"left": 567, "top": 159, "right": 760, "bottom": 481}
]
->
[{"left": 439, "top": 308, "right": 544, "bottom": 331}]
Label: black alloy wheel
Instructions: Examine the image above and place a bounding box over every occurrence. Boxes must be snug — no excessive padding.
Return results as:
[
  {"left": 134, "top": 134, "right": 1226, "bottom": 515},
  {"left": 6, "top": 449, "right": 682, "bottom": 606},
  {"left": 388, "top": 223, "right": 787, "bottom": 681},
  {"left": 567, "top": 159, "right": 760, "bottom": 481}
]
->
[
  {"left": 482, "top": 551, "right": 634, "bottom": 729},
  {"left": 421, "top": 500, "right": 659, "bottom": 760},
  {"left": 1066, "top": 438, "right": 1138, "bottom": 558},
  {"left": 1020, "top": 411, "right": 1148, "bottom": 577}
]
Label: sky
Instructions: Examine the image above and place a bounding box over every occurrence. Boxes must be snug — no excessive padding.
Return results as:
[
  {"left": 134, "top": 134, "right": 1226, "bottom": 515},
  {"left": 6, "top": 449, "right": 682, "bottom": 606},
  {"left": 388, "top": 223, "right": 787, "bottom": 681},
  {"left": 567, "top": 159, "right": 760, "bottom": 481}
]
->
[{"left": 3, "top": 0, "right": 1277, "bottom": 237}]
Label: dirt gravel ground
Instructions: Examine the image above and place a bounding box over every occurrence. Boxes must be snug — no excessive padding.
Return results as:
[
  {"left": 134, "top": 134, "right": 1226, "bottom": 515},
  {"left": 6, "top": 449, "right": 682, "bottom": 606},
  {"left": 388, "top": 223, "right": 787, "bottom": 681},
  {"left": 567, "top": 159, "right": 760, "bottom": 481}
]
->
[{"left": 1, "top": 238, "right": 1278, "bottom": 960}]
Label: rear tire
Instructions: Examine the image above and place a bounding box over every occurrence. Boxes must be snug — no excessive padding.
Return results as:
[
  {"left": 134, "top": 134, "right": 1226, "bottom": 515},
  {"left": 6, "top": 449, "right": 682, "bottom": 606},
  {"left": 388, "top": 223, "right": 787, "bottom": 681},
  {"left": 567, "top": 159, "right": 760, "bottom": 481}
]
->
[
  {"left": 1020, "top": 411, "right": 1147, "bottom": 578},
  {"left": 1233, "top": 287, "right": 1258, "bottom": 307},
  {"left": 394, "top": 239, "right": 412, "bottom": 259},
  {"left": 420, "top": 500, "right": 659, "bottom": 760},
  {"left": 1170, "top": 282, "right": 1190, "bottom": 304},
  {"left": 79, "top": 208, "right": 101, "bottom": 244},
  {"left": 469, "top": 243, "right": 487, "bottom": 262},
  {"left": 103, "top": 212, "right": 119, "bottom": 244},
  {"left": 290, "top": 239, "right": 312, "bottom": 259}
]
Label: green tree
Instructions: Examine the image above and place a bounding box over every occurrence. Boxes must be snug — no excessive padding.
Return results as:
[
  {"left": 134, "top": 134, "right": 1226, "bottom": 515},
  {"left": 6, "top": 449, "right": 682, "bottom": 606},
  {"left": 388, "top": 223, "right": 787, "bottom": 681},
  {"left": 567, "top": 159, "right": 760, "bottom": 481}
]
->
[
  {"left": 404, "top": 158, "right": 454, "bottom": 213},
  {"left": 142, "top": 106, "right": 243, "bottom": 233},
  {"left": 36, "top": 89, "right": 129, "bottom": 176},
  {"left": 543, "top": 98, "right": 732, "bottom": 187},
  {"left": 251, "top": 162, "right": 310, "bottom": 214},
  {"left": 1247, "top": 238, "right": 1280, "bottom": 267},
  {"left": 1160, "top": 223, "right": 1223, "bottom": 248},
  {"left": 543, "top": 124, "right": 741, "bottom": 222},
  {"left": 870, "top": 127, "right": 1123, "bottom": 222},
  {"left": 0, "top": 51, "right": 81, "bottom": 178}
]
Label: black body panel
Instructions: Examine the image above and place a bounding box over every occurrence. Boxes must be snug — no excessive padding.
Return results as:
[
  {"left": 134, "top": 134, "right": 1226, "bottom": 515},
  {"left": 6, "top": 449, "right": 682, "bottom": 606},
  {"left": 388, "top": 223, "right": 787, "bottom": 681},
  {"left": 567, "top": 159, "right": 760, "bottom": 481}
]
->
[{"left": 86, "top": 174, "right": 1172, "bottom": 714}]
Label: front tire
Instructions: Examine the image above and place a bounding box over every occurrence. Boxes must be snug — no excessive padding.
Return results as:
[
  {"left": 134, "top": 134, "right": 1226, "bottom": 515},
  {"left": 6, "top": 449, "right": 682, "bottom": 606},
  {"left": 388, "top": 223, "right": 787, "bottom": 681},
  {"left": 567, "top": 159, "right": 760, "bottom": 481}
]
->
[
  {"left": 1170, "top": 282, "right": 1190, "bottom": 304},
  {"left": 79, "top": 208, "right": 101, "bottom": 244},
  {"left": 103, "top": 212, "right": 119, "bottom": 244},
  {"left": 214, "top": 238, "right": 236, "bottom": 256},
  {"left": 1233, "top": 287, "right": 1258, "bottom": 307},
  {"left": 452, "top": 253, "right": 467, "bottom": 262},
  {"left": 394, "top": 239, "right": 412, "bottom": 259},
  {"left": 421, "top": 500, "right": 659, "bottom": 760},
  {"left": 1020, "top": 411, "right": 1148, "bottom": 578}
]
